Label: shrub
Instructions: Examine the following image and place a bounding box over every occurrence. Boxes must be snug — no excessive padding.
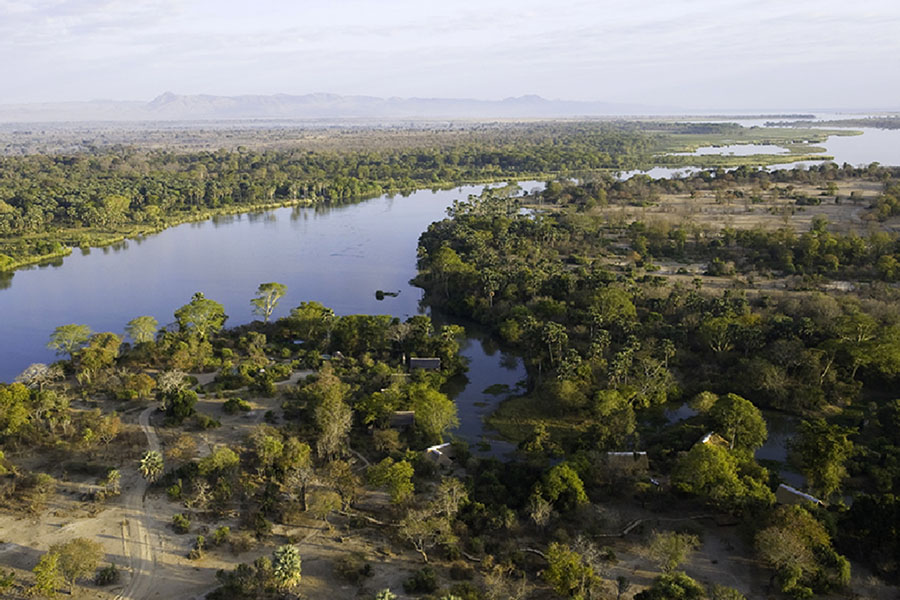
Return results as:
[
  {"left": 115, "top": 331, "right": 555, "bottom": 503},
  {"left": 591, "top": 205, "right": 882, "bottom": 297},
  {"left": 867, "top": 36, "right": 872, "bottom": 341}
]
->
[
  {"left": 403, "top": 566, "right": 437, "bottom": 594},
  {"left": 172, "top": 513, "right": 191, "bottom": 534},
  {"left": 449, "top": 562, "right": 474, "bottom": 580},
  {"left": 230, "top": 531, "right": 256, "bottom": 555},
  {"left": 334, "top": 552, "right": 373, "bottom": 584},
  {"left": 191, "top": 413, "right": 221, "bottom": 430},
  {"left": 95, "top": 564, "right": 119, "bottom": 585},
  {"left": 167, "top": 480, "right": 182, "bottom": 500},
  {"left": 223, "top": 397, "right": 252, "bottom": 415},
  {"left": 0, "top": 570, "right": 15, "bottom": 591},
  {"left": 448, "top": 582, "right": 482, "bottom": 600},
  {"left": 188, "top": 535, "right": 205, "bottom": 560},
  {"left": 212, "top": 526, "right": 231, "bottom": 546}
]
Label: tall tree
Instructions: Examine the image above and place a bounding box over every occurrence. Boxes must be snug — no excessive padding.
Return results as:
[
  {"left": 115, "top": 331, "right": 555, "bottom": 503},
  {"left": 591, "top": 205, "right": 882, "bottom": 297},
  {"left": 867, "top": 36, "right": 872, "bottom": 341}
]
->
[
  {"left": 77, "top": 332, "right": 122, "bottom": 384},
  {"left": 47, "top": 324, "right": 92, "bottom": 360},
  {"left": 708, "top": 393, "right": 767, "bottom": 452},
  {"left": 541, "top": 462, "right": 589, "bottom": 513},
  {"left": 14, "top": 363, "right": 63, "bottom": 391},
  {"left": 399, "top": 508, "right": 455, "bottom": 563},
  {"left": 543, "top": 542, "right": 604, "bottom": 600},
  {"left": 409, "top": 384, "right": 459, "bottom": 444},
  {"left": 49, "top": 538, "right": 104, "bottom": 593},
  {"left": 673, "top": 443, "right": 773, "bottom": 510},
  {"left": 280, "top": 437, "right": 314, "bottom": 511},
  {"left": 648, "top": 531, "right": 700, "bottom": 574},
  {"left": 788, "top": 418, "right": 855, "bottom": 498},
  {"left": 251, "top": 282, "right": 287, "bottom": 323},
  {"left": 368, "top": 458, "right": 414, "bottom": 504},
  {"left": 174, "top": 292, "right": 226, "bottom": 340},
  {"left": 125, "top": 316, "right": 158, "bottom": 345},
  {"left": 313, "top": 371, "right": 352, "bottom": 460},
  {"left": 755, "top": 505, "right": 850, "bottom": 596}
]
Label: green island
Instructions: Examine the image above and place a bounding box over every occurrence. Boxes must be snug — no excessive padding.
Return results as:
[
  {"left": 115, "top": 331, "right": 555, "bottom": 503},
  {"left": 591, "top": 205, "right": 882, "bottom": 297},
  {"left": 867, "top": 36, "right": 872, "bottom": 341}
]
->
[{"left": 2, "top": 125, "right": 900, "bottom": 600}]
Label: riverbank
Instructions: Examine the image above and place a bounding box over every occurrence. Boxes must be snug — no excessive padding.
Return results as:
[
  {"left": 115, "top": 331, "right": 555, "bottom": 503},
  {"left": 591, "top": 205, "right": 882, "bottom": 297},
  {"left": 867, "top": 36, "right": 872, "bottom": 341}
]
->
[
  {"left": 0, "top": 176, "right": 542, "bottom": 274},
  {"left": 1, "top": 197, "right": 317, "bottom": 273}
]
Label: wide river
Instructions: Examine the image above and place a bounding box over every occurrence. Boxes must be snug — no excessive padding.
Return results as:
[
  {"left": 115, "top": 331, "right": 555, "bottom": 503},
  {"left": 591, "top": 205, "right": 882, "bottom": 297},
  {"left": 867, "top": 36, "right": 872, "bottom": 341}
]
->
[{"left": 0, "top": 183, "right": 544, "bottom": 451}]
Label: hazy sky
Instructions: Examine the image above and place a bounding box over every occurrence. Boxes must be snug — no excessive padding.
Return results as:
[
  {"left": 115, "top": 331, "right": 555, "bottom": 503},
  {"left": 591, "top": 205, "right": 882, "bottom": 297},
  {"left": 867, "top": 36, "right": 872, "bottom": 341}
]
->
[{"left": 2, "top": 0, "right": 899, "bottom": 109}]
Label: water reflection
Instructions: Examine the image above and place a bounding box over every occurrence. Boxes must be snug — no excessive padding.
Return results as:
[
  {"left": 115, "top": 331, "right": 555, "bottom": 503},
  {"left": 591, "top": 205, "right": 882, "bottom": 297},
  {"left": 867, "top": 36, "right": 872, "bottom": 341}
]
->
[{"left": 433, "top": 310, "right": 526, "bottom": 459}]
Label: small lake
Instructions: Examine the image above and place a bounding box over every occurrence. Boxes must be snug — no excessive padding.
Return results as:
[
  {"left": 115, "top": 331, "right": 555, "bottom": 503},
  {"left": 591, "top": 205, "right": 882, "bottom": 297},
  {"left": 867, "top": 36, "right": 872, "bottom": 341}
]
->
[{"left": 0, "top": 182, "right": 539, "bottom": 448}]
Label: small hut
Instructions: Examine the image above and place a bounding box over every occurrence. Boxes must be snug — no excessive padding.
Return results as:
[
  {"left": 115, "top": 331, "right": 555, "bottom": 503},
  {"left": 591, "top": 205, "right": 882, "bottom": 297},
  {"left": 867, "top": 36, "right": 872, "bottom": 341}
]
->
[
  {"left": 697, "top": 432, "right": 730, "bottom": 449},
  {"left": 604, "top": 451, "right": 650, "bottom": 476},
  {"left": 409, "top": 357, "right": 441, "bottom": 371},
  {"left": 425, "top": 442, "right": 456, "bottom": 467},
  {"left": 389, "top": 410, "right": 415, "bottom": 430}
]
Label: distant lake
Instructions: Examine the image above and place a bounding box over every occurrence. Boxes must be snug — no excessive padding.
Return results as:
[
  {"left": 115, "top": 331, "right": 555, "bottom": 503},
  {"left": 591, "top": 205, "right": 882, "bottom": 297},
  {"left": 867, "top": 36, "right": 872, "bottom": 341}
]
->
[{"left": 620, "top": 120, "right": 900, "bottom": 180}]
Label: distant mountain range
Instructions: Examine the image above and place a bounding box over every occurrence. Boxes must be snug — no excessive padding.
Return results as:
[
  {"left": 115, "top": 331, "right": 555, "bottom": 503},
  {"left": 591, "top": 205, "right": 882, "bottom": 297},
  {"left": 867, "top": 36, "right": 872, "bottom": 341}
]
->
[{"left": 0, "top": 92, "right": 666, "bottom": 123}]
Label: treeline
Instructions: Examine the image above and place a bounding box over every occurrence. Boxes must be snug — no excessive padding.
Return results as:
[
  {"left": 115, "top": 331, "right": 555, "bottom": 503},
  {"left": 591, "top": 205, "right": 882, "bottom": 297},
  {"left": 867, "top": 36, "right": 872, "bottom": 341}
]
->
[
  {"left": 414, "top": 186, "right": 900, "bottom": 586},
  {"left": 0, "top": 123, "right": 660, "bottom": 270},
  {"left": 768, "top": 117, "right": 900, "bottom": 130}
]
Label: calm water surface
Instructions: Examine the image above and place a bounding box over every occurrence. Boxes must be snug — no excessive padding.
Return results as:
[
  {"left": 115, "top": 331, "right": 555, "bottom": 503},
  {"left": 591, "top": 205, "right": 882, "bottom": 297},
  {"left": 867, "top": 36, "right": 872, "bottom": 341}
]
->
[{"left": 0, "top": 183, "right": 536, "bottom": 379}]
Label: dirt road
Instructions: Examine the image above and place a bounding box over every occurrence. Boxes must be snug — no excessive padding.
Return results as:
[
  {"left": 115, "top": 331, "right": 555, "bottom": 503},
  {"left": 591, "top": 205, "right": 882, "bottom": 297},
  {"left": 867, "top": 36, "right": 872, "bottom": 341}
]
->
[{"left": 115, "top": 406, "right": 161, "bottom": 600}]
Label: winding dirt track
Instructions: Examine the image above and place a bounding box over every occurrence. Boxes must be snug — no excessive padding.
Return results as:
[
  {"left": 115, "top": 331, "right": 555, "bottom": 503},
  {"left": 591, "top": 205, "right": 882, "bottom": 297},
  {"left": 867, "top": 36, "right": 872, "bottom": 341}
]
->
[{"left": 115, "top": 406, "right": 161, "bottom": 600}]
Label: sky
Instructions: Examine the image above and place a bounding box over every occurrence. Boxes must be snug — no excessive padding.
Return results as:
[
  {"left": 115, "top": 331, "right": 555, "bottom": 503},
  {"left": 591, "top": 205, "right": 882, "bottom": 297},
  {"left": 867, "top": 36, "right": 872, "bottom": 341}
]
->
[{"left": 1, "top": 0, "right": 899, "bottom": 110}]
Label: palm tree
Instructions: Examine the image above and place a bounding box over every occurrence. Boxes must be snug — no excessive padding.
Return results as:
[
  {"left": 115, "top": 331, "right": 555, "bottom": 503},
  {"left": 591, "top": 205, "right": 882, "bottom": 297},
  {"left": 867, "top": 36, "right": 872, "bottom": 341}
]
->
[{"left": 139, "top": 450, "right": 164, "bottom": 483}]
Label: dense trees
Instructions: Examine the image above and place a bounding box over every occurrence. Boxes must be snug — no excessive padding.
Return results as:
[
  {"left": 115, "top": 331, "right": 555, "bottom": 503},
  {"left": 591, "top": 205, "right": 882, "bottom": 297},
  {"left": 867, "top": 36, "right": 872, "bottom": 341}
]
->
[
  {"left": 0, "top": 123, "right": 661, "bottom": 270},
  {"left": 411, "top": 175, "right": 900, "bottom": 590}
]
